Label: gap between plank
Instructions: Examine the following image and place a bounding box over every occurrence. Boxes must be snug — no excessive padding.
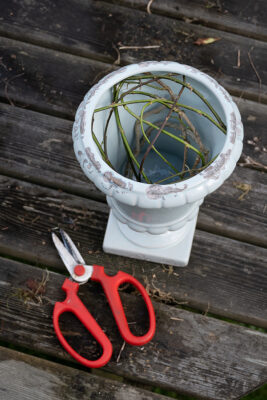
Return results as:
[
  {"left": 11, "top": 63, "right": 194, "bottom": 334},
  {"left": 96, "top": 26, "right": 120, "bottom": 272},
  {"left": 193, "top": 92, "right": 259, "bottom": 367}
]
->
[
  {"left": 0, "top": 342, "right": 192, "bottom": 400},
  {"left": 0, "top": 168, "right": 265, "bottom": 250},
  {"left": 0, "top": 23, "right": 266, "bottom": 106},
  {"left": 101, "top": 0, "right": 267, "bottom": 43},
  {"left": 0, "top": 251, "right": 266, "bottom": 333},
  {"left": 0, "top": 27, "right": 116, "bottom": 67}
]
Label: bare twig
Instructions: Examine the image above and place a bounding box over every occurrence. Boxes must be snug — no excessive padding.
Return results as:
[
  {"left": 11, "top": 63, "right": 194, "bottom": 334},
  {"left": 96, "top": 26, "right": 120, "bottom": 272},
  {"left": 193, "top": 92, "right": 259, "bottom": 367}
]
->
[
  {"left": 237, "top": 49, "right": 241, "bottom": 68},
  {"left": 233, "top": 49, "right": 241, "bottom": 69},
  {"left": 116, "top": 341, "right": 126, "bottom": 362},
  {"left": 138, "top": 78, "right": 187, "bottom": 180},
  {"left": 178, "top": 110, "right": 207, "bottom": 160},
  {"left": 160, "top": 76, "right": 207, "bottom": 165},
  {"left": 35, "top": 270, "right": 49, "bottom": 297},
  {"left": 3, "top": 73, "right": 24, "bottom": 106},
  {"left": 118, "top": 76, "right": 158, "bottom": 101},
  {"left": 170, "top": 317, "right": 184, "bottom": 321},
  {"left": 134, "top": 105, "right": 163, "bottom": 157},
  {"left": 112, "top": 43, "right": 121, "bottom": 65},
  {"left": 7, "top": 270, "right": 50, "bottom": 308},
  {"left": 156, "top": 78, "right": 176, "bottom": 100},
  {"left": 248, "top": 47, "right": 262, "bottom": 102},
  {"left": 138, "top": 95, "right": 180, "bottom": 180},
  {"left": 94, "top": 73, "right": 221, "bottom": 184},
  {"left": 118, "top": 44, "right": 160, "bottom": 50},
  {"left": 238, "top": 154, "right": 267, "bottom": 172},
  {"left": 147, "top": 0, "right": 154, "bottom": 14},
  {"left": 190, "top": 155, "right": 201, "bottom": 176}
]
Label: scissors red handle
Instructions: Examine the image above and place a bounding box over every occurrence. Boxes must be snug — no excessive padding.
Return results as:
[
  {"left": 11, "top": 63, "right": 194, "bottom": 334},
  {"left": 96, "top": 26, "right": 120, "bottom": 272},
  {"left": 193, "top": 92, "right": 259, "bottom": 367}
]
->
[
  {"left": 53, "top": 278, "right": 113, "bottom": 368},
  {"left": 92, "top": 265, "right": 156, "bottom": 346},
  {"left": 53, "top": 266, "right": 155, "bottom": 368}
]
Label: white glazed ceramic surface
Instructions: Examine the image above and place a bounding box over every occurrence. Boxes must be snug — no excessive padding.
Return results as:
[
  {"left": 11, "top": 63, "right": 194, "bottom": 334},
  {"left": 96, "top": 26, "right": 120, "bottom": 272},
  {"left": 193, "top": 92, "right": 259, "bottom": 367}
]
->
[
  {"left": 72, "top": 61, "right": 243, "bottom": 266},
  {"left": 73, "top": 61, "right": 243, "bottom": 209}
]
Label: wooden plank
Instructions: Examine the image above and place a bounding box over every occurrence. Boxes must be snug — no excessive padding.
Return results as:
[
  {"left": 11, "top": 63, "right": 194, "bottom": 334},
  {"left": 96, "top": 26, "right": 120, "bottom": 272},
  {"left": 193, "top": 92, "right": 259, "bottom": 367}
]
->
[
  {"left": 0, "top": 102, "right": 98, "bottom": 199},
  {"left": 0, "top": 175, "right": 266, "bottom": 328},
  {"left": 0, "top": 97, "right": 266, "bottom": 169},
  {"left": 0, "top": 36, "right": 114, "bottom": 119},
  {"left": 104, "top": 0, "right": 267, "bottom": 42},
  {"left": 0, "top": 347, "right": 169, "bottom": 400},
  {"left": 234, "top": 98, "right": 267, "bottom": 167},
  {"left": 0, "top": 101, "right": 266, "bottom": 247},
  {"left": 197, "top": 166, "right": 267, "bottom": 247},
  {"left": 0, "top": 257, "right": 267, "bottom": 400},
  {"left": 0, "top": 4, "right": 266, "bottom": 107}
]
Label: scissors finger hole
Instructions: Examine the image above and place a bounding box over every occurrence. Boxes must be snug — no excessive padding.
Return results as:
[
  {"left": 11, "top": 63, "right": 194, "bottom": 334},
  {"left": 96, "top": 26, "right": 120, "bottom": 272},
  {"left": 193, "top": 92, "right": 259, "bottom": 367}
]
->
[
  {"left": 118, "top": 284, "right": 150, "bottom": 337},
  {"left": 58, "top": 312, "right": 103, "bottom": 361}
]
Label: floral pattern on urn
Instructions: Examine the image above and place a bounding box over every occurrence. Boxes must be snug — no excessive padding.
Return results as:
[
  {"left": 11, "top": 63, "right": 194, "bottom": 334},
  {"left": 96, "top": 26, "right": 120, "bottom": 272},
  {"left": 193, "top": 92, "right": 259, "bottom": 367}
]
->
[{"left": 72, "top": 61, "right": 243, "bottom": 266}]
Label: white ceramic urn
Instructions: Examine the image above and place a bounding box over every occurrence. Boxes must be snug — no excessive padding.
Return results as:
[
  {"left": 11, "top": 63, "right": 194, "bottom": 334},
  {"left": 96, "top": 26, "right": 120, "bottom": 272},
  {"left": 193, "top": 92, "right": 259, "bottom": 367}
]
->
[{"left": 72, "top": 61, "right": 243, "bottom": 266}]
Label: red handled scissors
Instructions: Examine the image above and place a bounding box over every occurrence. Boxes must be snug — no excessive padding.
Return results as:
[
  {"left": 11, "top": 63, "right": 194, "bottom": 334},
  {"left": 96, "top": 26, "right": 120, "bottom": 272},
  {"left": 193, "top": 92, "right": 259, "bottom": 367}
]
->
[{"left": 52, "top": 230, "right": 156, "bottom": 368}]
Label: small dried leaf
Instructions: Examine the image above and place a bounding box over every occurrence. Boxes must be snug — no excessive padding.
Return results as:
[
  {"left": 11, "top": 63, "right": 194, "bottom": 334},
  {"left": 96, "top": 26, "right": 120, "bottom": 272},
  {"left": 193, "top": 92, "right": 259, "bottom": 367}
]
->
[
  {"left": 194, "top": 37, "right": 221, "bottom": 45},
  {"left": 233, "top": 182, "right": 252, "bottom": 201},
  {"left": 26, "top": 279, "right": 46, "bottom": 295}
]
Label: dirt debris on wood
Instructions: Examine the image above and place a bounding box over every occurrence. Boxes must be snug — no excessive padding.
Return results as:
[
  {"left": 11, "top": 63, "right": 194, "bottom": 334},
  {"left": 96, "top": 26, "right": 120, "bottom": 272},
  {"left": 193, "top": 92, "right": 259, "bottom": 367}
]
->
[
  {"left": 7, "top": 270, "right": 50, "bottom": 307},
  {"left": 238, "top": 155, "right": 267, "bottom": 172},
  {"left": 233, "top": 182, "right": 252, "bottom": 201}
]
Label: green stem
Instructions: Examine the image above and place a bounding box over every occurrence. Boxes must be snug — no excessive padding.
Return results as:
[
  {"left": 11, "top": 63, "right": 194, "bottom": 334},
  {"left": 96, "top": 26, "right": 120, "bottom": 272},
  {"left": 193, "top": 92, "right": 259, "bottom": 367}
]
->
[
  {"left": 124, "top": 74, "right": 226, "bottom": 130},
  {"left": 127, "top": 91, "right": 226, "bottom": 134},
  {"left": 103, "top": 109, "right": 113, "bottom": 156},
  {"left": 94, "top": 96, "right": 226, "bottom": 135},
  {"left": 121, "top": 100, "right": 206, "bottom": 165},
  {"left": 139, "top": 102, "right": 180, "bottom": 174},
  {"left": 154, "top": 154, "right": 218, "bottom": 184},
  {"left": 95, "top": 99, "right": 152, "bottom": 112},
  {"left": 113, "top": 85, "right": 151, "bottom": 183},
  {"left": 91, "top": 130, "right": 114, "bottom": 169},
  {"left": 123, "top": 80, "right": 167, "bottom": 91},
  {"left": 92, "top": 75, "right": 224, "bottom": 185}
]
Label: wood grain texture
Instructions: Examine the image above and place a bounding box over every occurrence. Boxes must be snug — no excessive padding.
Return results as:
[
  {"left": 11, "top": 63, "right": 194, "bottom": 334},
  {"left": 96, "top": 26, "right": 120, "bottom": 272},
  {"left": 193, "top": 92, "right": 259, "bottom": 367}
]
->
[
  {"left": 234, "top": 97, "right": 267, "bottom": 167},
  {"left": 0, "top": 102, "right": 266, "bottom": 247},
  {"left": 0, "top": 2, "right": 266, "bottom": 106},
  {"left": 0, "top": 1, "right": 266, "bottom": 398},
  {"left": 0, "top": 97, "right": 266, "bottom": 169},
  {"left": 0, "top": 36, "right": 115, "bottom": 119},
  {"left": 0, "top": 347, "right": 169, "bottom": 400},
  {"left": 104, "top": 0, "right": 267, "bottom": 42},
  {"left": 0, "top": 257, "right": 267, "bottom": 400},
  {"left": 197, "top": 166, "right": 267, "bottom": 247},
  {"left": 0, "top": 102, "right": 97, "bottom": 198},
  {"left": 0, "top": 175, "right": 266, "bottom": 328}
]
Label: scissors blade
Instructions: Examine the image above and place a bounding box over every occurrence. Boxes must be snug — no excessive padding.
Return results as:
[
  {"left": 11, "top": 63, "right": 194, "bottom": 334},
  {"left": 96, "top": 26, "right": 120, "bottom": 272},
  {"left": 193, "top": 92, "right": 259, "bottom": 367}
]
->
[
  {"left": 59, "top": 229, "right": 85, "bottom": 264},
  {"left": 52, "top": 232, "right": 77, "bottom": 276}
]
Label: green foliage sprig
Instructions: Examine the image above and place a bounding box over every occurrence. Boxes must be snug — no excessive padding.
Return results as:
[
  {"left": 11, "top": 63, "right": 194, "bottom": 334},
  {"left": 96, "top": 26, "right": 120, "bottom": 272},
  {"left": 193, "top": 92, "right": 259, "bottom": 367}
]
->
[{"left": 92, "top": 73, "right": 226, "bottom": 185}]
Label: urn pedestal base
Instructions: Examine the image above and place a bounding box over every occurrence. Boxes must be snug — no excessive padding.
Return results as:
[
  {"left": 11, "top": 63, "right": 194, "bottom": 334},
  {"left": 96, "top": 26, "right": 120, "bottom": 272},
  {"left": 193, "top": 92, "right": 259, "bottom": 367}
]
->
[
  {"left": 103, "top": 210, "right": 198, "bottom": 267},
  {"left": 73, "top": 61, "right": 243, "bottom": 267}
]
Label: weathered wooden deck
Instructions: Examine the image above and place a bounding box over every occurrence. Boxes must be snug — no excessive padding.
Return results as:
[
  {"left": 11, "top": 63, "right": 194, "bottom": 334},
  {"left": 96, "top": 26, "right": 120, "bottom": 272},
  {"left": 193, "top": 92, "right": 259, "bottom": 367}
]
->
[{"left": 0, "top": 1, "right": 266, "bottom": 399}]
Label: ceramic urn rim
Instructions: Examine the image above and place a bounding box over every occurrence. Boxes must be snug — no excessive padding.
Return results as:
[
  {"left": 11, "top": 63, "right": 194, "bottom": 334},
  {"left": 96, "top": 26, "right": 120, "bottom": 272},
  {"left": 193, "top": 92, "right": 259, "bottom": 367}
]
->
[{"left": 72, "top": 61, "right": 243, "bottom": 208}]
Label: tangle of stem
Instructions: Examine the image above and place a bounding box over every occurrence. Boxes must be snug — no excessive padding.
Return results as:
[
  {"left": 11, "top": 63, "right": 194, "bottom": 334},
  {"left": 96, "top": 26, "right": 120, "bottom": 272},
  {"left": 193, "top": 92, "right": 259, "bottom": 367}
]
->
[{"left": 92, "top": 73, "right": 226, "bottom": 184}]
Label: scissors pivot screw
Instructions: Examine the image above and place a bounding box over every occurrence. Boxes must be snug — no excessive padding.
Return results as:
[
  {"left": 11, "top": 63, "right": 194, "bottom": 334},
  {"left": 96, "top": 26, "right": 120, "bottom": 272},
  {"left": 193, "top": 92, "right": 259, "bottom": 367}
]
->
[
  {"left": 74, "top": 264, "right": 86, "bottom": 277},
  {"left": 52, "top": 229, "right": 156, "bottom": 368}
]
